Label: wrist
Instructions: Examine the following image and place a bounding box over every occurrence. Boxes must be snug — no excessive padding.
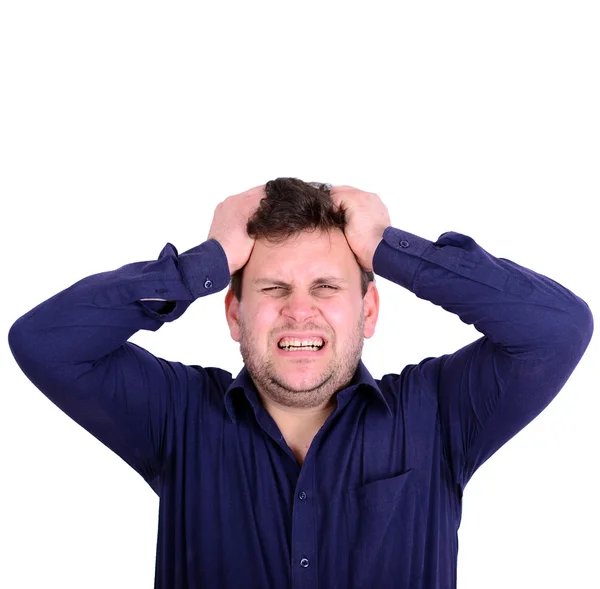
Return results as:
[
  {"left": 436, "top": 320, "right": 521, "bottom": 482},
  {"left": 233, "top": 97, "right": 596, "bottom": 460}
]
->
[{"left": 361, "top": 232, "right": 386, "bottom": 272}]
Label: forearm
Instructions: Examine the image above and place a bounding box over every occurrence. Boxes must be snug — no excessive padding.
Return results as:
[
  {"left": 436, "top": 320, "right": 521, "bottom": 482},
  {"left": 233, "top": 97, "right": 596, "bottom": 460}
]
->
[
  {"left": 9, "top": 239, "right": 230, "bottom": 377},
  {"left": 373, "top": 227, "right": 593, "bottom": 361}
]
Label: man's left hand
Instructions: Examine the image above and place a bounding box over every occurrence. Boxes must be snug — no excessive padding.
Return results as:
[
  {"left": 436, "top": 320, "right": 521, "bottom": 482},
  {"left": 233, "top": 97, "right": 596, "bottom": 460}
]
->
[{"left": 329, "top": 185, "right": 391, "bottom": 272}]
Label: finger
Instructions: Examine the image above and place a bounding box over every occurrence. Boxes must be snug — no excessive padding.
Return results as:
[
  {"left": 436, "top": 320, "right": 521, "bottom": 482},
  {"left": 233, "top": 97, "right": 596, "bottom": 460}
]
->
[
  {"left": 234, "top": 184, "right": 266, "bottom": 199},
  {"left": 329, "top": 184, "right": 359, "bottom": 194},
  {"left": 240, "top": 186, "right": 267, "bottom": 210},
  {"left": 246, "top": 185, "right": 267, "bottom": 197},
  {"left": 330, "top": 192, "right": 345, "bottom": 208}
]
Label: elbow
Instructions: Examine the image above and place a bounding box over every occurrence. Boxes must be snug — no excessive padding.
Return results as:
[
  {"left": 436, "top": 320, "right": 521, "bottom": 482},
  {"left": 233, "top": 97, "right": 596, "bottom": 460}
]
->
[
  {"left": 573, "top": 298, "right": 594, "bottom": 355},
  {"left": 9, "top": 312, "right": 57, "bottom": 392},
  {"left": 8, "top": 310, "right": 49, "bottom": 380},
  {"left": 8, "top": 314, "right": 34, "bottom": 372},
  {"left": 557, "top": 297, "right": 594, "bottom": 365}
]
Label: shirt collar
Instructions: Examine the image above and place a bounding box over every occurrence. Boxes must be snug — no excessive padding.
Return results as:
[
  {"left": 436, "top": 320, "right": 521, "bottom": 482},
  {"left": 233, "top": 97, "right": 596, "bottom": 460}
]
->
[{"left": 224, "top": 360, "right": 392, "bottom": 423}]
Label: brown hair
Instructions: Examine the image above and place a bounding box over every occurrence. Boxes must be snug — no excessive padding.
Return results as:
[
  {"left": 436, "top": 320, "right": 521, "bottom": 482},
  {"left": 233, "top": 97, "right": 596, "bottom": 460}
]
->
[{"left": 230, "top": 177, "right": 375, "bottom": 300}]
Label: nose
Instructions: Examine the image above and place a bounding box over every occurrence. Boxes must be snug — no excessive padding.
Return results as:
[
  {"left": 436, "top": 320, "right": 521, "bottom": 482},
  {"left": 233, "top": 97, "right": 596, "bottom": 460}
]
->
[{"left": 281, "top": 290, "right": 319, "bottom": 322}]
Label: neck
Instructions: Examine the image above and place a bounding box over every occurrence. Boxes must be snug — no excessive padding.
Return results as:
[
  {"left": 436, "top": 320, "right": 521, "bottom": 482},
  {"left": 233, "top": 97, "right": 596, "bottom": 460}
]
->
[{"left": 259, "top": 394, "right": 336, "bottom": 431}]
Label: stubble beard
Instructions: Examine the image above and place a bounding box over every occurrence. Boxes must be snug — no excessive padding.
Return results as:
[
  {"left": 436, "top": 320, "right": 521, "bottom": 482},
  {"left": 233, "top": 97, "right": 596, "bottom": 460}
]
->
[{"left": 239, "top": 313, "right": 365, "bottom": 409}]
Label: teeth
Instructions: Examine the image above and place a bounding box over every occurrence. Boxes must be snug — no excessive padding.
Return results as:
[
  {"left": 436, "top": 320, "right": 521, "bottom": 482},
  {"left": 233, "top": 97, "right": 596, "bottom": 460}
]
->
[
  {"left": 280, "top": 345, "right": 322, "bottom": 350},
  {"left": 278, "top": 337, "right": 324, "bottom": 350}
]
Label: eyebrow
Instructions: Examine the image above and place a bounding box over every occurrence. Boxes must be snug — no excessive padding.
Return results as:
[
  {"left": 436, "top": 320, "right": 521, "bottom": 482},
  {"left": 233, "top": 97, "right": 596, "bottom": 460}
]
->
[{"left": 252, "top": 276, "right": 349, "bottom": 287}]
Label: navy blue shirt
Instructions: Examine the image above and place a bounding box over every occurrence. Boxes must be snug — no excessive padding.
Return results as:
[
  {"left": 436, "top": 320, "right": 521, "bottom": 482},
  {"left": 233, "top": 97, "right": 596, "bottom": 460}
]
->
[{"left": 8, "top": 227, "right": 593, "bottom": 589}]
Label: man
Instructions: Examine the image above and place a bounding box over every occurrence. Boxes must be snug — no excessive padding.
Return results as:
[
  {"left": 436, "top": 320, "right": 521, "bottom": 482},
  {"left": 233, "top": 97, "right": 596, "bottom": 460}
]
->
[{"left": 9, "top": 178, "right": 593, "bottom": 588}]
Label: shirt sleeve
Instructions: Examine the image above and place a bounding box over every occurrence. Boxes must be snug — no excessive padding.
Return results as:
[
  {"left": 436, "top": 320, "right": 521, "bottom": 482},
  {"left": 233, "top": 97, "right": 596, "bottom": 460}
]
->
[
  {"left": 373, "top": 227, "right": 594, "bottom": 492},
  {"left": 8, "top": 239, "right": 231, "bottom": 488}
]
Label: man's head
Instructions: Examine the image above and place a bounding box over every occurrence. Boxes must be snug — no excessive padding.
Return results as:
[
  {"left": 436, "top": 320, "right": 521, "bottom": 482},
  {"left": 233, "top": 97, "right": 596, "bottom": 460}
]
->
[
  {"left": 225, "top": 178, "right": 380, "bottom": 411},
  {"left": 229, "top": 179, "right": 374, "bottom": 300}
]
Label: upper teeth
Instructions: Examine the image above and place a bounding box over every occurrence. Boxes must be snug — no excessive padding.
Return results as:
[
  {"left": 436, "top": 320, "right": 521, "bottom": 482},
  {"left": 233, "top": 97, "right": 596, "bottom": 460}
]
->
[{"left": 278, "top": 337, "right": 324, "bottom": 349}]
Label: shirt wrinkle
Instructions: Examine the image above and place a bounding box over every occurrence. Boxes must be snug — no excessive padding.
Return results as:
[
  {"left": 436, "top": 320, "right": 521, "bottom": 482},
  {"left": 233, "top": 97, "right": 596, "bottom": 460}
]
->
[{"left": 8, "top": 227, "right": 593, "bottom": 589}]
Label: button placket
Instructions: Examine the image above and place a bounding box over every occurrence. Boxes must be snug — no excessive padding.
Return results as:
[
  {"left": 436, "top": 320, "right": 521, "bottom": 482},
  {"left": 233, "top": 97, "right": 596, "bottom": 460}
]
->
[{"left": 291, "top": 462, "right": 317, "bottom": 585}]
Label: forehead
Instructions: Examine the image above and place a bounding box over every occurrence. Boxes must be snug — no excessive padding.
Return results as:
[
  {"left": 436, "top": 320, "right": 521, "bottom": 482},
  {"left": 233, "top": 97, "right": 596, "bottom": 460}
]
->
[{"left": 244, "top": 229, "right": 360, "bottom": 281}]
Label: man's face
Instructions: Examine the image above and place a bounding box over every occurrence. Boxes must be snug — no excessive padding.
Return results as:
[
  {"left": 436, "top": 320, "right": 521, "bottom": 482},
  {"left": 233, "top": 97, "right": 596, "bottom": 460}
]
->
[{"left": 225, "top": 229, "right": 379, "bottom": 410}]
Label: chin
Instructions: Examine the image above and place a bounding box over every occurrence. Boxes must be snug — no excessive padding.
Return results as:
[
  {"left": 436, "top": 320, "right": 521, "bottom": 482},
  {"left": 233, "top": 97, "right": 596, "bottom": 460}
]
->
[{"left": 273, "top": 370, "right": 332, "bottom": 393}]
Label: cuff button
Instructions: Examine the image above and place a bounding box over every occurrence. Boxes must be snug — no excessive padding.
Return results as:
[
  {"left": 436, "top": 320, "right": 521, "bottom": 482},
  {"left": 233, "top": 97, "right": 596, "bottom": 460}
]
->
[
  {"left": 204, "top": 279, "right": 213, "bottom": 289},
  {"left": 399, "top": 240, "right": 410, "bottom": 248}
]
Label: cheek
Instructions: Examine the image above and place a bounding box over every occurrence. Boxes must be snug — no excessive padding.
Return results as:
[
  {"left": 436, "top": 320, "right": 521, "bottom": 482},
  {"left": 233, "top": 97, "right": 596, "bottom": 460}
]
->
[
  {"left": 243, "top": 304, "right": 279, "bottom": 335},
  {"left": 322, "top": 300, "right": 361, "bottom": 332}
]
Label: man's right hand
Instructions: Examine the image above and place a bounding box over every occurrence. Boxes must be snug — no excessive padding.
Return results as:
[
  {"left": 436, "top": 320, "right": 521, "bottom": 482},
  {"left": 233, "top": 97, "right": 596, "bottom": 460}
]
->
[{"left": 207, "top": 184, "right": 266, "bottom": 275}]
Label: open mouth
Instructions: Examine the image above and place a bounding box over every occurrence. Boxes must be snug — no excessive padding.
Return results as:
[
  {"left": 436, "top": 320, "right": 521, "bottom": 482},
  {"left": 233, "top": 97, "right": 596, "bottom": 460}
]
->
[{"left": 277, "top": 337, "right": 325, "bottom": 352}]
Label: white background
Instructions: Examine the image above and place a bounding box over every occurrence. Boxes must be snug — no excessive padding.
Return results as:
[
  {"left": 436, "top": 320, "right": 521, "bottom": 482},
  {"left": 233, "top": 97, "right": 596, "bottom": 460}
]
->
[{"left": 1, "top": 1, "right": 598, "bottom": 587}]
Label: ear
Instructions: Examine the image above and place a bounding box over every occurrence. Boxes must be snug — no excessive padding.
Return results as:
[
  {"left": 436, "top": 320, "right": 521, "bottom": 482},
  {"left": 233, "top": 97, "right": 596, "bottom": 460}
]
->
[
  {"left": 225, "top": 288, "right": 241, "bottom": 342},
  {"left": 362, "top": 282, "right": 380, "bottom": 339}
]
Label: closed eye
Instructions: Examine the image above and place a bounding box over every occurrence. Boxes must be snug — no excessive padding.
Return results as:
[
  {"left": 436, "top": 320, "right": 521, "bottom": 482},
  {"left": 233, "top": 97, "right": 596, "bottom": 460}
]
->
[{"left": 261, "top": 285, "right": 338, "bottom": 292}]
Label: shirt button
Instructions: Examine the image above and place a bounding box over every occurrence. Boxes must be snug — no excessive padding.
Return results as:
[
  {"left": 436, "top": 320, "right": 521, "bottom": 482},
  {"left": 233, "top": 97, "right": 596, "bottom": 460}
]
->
[
  {"left": 298, "top": 491, "right": 307, "bottom": 501},
  {"left": 204, "top": 279, "right": 213, "bottom": 289},
  {"left": 300, "top": 558, "right": 310, "bottom": 568},
  {"left": 399, "top": 240, "right": 410, "bottom": 248}
]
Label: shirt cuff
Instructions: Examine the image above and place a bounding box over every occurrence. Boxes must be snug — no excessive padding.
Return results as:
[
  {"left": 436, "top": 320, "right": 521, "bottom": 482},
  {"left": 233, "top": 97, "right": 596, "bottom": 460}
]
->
[
  {"left": 372, "top": 227, "right": 433, "bottom": 290},
  {"left": 177, "top": 239, "right": 231, "bottom": 299}
]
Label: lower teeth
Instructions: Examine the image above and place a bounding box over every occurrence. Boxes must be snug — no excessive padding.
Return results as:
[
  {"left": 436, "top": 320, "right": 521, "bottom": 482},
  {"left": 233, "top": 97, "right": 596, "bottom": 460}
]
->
[{"left": 282, "top": 346, "right": 321, "bottom": 351}]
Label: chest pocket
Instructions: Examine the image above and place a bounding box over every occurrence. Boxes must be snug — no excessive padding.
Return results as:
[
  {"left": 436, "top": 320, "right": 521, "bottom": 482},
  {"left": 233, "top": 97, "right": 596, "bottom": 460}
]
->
[{"left": 344, "top": 469, "right": 417, "bottom": 588}]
